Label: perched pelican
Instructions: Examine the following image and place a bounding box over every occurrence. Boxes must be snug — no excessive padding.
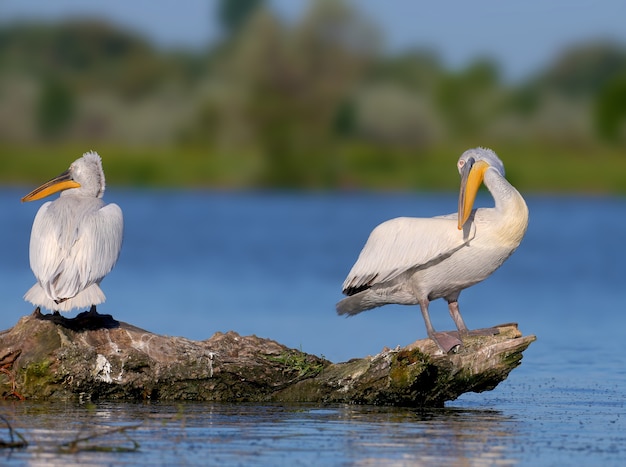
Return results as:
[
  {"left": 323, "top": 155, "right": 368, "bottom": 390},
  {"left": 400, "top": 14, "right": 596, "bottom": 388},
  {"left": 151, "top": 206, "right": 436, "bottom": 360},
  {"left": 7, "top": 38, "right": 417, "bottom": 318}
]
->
[
  {"left": 21, "top": 151, "right": 123, "bottom": 314},
  {"left": 337, "top": 147, "right": 528, "bottom": 353}
]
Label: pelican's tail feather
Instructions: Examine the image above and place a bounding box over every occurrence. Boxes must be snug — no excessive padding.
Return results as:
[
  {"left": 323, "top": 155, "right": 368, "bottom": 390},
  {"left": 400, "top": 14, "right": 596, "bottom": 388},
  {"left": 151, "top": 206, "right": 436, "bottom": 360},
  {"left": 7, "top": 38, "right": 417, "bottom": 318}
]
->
[
  {"left": 24, "top": 283, "right": 106, "bottom": 313},
  {"left": 337, "top": 284, "right": 418, "bottom": 316},
  {"left": 336, "top": 289, "right": 388, "bottom": 316}
]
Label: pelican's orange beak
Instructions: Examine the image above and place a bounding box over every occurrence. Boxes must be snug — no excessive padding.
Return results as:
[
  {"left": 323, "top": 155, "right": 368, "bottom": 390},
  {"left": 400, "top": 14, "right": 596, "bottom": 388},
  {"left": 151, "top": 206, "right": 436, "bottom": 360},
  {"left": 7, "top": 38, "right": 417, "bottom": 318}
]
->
[
  {"left": 458, "top": 159, "right": 489, "bottom": 229},
  {"left": 21, "top": 169, "right": 81, "bottom": 202}
]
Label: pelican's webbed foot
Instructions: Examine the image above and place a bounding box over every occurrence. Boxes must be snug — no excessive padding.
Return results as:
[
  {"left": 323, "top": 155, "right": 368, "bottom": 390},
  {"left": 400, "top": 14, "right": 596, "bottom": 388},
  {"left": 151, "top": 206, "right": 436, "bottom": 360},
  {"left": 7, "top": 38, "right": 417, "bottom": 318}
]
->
[
  {"left": 33, "top": 306, "right": 119, "bottom": 331},
  {"left": 431, "top": 326, "right": 502, "bottom": 354},
  {"left": 33, "top": 307, "right": 70, "bottom": 326},
  {"left": 431, "top": 331, "right": 463, "bottom": 354}
]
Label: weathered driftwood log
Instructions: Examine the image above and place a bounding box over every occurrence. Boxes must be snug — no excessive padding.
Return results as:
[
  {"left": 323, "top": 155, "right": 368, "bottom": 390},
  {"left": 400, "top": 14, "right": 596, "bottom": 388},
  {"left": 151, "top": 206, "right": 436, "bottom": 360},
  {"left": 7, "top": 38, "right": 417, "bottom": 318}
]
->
[{"left": 0, "top": 310, "right": 535, "bottom": 407}]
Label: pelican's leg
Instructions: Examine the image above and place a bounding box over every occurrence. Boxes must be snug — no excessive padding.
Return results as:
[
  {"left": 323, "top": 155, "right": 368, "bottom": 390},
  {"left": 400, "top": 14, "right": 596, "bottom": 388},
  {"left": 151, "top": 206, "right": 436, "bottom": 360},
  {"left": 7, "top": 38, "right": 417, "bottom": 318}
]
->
[
  {"left": 419, "top": 300, "right": 462, "bottom": 354},
  {"left": 448, "top": 300, "right": 500, "bottom": 338},
  {"left": 418, "top": 299, "right": 437, "bottom": 338},
  {"left": 447, "top": 300, "right": 469, "bottom": 337}
]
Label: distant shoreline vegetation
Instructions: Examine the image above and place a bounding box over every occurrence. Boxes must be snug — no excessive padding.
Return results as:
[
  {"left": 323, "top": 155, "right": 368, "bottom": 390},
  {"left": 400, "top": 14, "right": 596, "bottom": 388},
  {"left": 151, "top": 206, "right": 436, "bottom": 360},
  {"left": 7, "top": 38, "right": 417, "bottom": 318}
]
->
[
  {"left": 1, "top": 1, "right": 626, "bottom": 193},
  {"left": 2, "top": 143, "right": 626, "bottom": 193}
]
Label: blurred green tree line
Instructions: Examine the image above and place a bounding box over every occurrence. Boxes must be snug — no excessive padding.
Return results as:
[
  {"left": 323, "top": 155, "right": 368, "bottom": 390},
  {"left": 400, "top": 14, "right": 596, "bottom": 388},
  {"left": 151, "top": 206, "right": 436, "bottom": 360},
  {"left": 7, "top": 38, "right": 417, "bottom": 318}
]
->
[{"left": 1, "top": 0, "right": 626, "bottom": 190}]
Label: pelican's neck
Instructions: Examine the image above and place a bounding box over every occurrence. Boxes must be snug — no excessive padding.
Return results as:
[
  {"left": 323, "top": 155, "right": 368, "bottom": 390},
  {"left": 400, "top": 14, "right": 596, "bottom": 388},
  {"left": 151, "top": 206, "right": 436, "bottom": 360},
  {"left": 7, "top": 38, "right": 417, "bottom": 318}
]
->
[{"left": 483, "top": 167, "right": 529, "bottom": 245}]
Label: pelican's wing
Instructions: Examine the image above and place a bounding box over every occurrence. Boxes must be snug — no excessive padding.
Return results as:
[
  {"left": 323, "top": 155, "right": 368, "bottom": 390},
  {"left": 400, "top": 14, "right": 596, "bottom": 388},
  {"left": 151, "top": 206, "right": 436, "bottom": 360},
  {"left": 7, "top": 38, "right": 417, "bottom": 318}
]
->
[
  {"left": 29, "top": 201, "right": 63, "bottom": 292},
  {"left": 30, "top": 202, "right": 123, "bottom": 301},
  {"left": 72, "top": 202, "right": 124, "bottom": 288},
  {"left": 342, "top": 216, "right": 475, "bottom": 293}
]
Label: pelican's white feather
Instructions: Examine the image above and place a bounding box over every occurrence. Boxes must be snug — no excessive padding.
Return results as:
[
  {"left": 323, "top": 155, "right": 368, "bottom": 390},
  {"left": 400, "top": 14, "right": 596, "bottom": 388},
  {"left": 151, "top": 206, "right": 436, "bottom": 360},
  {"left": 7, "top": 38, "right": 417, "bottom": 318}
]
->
[
  {"left": 337, "top": 147, "right": 528, "bottom": 352},
  {"left": 342, "top": 216, "right": 476, "bottom": 292},
  {"left": 23, "top": 151, "right": 123, "bottom": 312}
]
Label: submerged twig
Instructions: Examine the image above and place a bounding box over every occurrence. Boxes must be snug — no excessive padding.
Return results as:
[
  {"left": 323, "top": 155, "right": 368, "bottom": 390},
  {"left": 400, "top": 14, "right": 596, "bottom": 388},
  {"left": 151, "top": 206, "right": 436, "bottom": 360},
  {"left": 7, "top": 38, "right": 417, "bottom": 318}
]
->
[
  {"left": 0, "top": 415, "right": 28, "bottom": 449},
  {"left": 60, "top": 424, "right": 141, "bottom": 454}
]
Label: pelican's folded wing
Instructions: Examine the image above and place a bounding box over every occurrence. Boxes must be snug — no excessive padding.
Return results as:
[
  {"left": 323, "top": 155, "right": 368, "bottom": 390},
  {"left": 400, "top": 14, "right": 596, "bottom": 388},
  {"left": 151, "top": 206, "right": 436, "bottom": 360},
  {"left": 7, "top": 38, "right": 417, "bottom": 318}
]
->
[
  {"left": 342, "top": 216, "right": 475, "bottom": 294},
  {"left": 71, "top": 203, "right": 124, "bottom": 292},
  {"left": 29, "top": 201, "right": 123, "bottom": 302}
]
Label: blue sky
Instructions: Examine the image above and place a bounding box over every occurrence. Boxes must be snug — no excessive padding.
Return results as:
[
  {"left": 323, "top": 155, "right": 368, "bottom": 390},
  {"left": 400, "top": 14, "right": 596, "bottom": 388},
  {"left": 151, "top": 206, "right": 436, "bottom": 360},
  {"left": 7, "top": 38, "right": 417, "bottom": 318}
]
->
[{"left": 2, "top": 0, "right": 626, "bottom": 82}]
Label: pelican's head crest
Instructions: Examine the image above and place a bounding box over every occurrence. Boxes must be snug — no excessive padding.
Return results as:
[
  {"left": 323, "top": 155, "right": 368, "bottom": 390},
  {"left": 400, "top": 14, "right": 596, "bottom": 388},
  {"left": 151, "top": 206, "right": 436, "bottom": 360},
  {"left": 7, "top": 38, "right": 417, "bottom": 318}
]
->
[
  {"left": 459, "top": 147, "right": 504, "bottom": 176},
  {"left": 70, "top": 151, "right": 106, "bottom": 198}
]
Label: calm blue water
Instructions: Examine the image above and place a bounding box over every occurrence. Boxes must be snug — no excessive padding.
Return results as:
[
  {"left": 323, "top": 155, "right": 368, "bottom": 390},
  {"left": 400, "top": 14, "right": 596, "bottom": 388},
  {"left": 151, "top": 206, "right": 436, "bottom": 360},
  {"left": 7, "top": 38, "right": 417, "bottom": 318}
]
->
[{"left": 1, "top": 189, "right": 625, "bottom": 465}]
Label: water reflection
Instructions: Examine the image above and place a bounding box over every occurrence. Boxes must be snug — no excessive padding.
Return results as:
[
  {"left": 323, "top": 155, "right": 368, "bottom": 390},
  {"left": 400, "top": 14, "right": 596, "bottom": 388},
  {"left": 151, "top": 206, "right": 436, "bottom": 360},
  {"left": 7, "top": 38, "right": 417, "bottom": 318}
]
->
[
  {"left": 0, "top": 401, "right": 520, "bottom": 465},
  {"left": 336, "top": 406, "right": 519, "bottom": 466}
]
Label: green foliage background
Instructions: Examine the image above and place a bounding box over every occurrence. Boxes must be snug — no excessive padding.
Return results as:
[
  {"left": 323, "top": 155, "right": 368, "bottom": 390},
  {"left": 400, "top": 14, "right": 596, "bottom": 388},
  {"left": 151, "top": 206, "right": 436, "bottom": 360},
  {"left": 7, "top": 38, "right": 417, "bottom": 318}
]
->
[{"left": 1, "top": 0, "right": 626, "bottom": 192}]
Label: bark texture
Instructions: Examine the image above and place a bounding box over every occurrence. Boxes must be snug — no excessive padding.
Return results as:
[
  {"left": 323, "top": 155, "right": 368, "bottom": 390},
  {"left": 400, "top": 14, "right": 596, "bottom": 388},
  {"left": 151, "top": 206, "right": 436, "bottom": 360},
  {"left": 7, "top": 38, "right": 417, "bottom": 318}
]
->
[{"left": 0, "top": 310, "right": 535, "bottom": 407}]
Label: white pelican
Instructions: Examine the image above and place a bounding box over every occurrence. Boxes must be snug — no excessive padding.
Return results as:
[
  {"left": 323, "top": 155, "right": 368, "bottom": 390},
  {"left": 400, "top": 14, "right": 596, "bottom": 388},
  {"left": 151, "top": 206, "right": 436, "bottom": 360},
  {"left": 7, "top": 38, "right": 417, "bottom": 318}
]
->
[
  {"left": 337, "top": 147, "right": 528, "bottom": 353},
  {"left": 21, "top": 151, "right": 123, "bottom": 314}
]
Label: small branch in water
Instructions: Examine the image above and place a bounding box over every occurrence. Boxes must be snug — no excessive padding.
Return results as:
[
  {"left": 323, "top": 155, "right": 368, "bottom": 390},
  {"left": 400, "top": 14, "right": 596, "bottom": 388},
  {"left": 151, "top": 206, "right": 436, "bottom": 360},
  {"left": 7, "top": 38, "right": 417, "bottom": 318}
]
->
[
  {"left": 0, "top": 415, "right": 28, "bottom": 449},
  {"left": 60, "top": 424, "right": 142, "bottom": 454}
]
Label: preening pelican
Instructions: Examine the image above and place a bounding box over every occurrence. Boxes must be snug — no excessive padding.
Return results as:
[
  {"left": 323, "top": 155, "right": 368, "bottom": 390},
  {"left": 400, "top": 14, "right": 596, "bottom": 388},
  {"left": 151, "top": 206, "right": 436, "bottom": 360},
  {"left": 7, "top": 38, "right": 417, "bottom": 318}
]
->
[
  {"left": 337, "top": 147, "right": 528, "bottom": 353},
  {"left": 21, "top": 151, "right": 123, "bottom": 313}
]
